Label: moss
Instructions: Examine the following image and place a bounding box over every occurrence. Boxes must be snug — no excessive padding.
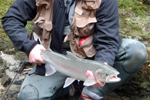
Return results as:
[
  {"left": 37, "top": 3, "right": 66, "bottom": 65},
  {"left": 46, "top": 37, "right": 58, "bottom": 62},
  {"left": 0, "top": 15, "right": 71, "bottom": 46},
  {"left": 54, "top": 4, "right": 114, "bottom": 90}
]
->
[
  {"left": 0, "top": 0, "right": 33, "bottom": 37},
  {"left": 0, "top": 0, "right": 33, "bottom": 54},
  {"left": 14, "top": 51, "right": 27, "bottom": 61},
  {"left": 118, "top": 0, "right": 147, "bottom": 16},
  {"left": 25, "top": 21, "right": 34, "bottom": 34},
  {"left": 140, "top": 81, "right": 150, "bottom": 89},
  {"left": 0, "top": 0, "right": 13, "bottom": 29},
  {"left": 119, "top": 9, "right": 150, "bottom": 43},
  {"left": 0, "top": 37, "right": 15, "bottom": 54}
]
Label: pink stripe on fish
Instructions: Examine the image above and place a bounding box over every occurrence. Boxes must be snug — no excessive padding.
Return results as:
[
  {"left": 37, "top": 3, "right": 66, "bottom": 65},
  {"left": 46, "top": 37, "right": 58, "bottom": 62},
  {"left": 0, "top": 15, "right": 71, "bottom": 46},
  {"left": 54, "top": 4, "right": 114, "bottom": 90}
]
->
[{"left": 52, "top": 59, "right": 87, "bottom": 74}]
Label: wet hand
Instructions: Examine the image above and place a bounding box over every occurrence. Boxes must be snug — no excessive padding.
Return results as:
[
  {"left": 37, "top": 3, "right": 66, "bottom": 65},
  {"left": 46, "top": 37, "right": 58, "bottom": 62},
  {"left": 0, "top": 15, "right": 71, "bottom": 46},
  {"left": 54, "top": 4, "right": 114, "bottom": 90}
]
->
[{"left": 29, "top": 44, "right": 46, "bottom": 64}]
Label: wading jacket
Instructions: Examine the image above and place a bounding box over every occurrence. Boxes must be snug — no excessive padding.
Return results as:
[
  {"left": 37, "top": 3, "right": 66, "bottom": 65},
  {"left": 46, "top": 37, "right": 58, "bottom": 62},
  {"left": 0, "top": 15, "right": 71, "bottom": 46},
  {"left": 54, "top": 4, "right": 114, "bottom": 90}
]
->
[{"left": 2, "top": 0, "right": 122, "bottom": 67}]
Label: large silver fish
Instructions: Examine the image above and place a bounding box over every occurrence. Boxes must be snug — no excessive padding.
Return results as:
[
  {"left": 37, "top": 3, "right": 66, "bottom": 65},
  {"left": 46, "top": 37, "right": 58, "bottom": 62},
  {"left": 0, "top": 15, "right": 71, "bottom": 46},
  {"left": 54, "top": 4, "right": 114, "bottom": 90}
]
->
[{"left": 41, "top": 49, "right": 121, "bottom": 88}]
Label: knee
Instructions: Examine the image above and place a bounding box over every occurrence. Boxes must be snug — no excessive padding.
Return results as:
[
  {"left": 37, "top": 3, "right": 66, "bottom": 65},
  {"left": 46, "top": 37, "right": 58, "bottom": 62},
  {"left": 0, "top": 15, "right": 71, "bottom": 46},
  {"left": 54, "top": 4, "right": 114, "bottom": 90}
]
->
[
  {"left": 123, "top": 42, "right": 148, "bottom": 74},
  {"left": 18, "top": 84, "right": 39, "bottom": 100},
  {"left": 133, "top": 45, "right": 148, "bottom": 62}
]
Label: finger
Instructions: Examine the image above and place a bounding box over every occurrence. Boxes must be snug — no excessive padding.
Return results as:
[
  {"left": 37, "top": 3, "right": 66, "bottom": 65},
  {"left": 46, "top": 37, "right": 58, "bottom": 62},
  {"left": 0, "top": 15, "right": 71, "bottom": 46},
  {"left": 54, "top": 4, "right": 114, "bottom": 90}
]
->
[
  {"left": 95, "top": 79, "right": 105, "bottom": 87},
  {"left": 39, "top": 45, "right": 46, "bottom": 50},
  {"left": 29, "top": 59, "right": 35, "bottom": 63},
  {"left": 86, "top": 70, "right": 105, "bottom": 87},
  {"left": 36, "top": 58, "right": 46, "bottom": 63},
  {"left": 86, "top": 70, "right": 94, "bottom": 78},
  {"left": 30, "top": 57, "right": 45, "bottom": 63}
]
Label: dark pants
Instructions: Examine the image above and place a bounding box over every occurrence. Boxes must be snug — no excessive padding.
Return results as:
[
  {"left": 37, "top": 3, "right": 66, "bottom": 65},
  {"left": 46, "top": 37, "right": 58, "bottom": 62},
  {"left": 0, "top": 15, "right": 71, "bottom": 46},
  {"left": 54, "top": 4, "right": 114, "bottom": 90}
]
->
[
  {"left": 18, "top": 39, "right": 148, "bottom": 100},
  {"left": 86, "top": 39, "right": 148, "bottom": 98}
]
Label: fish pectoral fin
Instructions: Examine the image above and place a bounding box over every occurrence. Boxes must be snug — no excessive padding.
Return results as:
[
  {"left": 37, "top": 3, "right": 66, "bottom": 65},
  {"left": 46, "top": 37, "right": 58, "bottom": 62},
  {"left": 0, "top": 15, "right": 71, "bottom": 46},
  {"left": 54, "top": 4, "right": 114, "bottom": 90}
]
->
[
  {"left": 83, "top": 77, "right": 97, "bottom": 86},
  {"left": 45, "top": 63, "right": 57, "bottom": 76},
  {"left": 63, "top": 77, "right": 76, "bottom": 88}
]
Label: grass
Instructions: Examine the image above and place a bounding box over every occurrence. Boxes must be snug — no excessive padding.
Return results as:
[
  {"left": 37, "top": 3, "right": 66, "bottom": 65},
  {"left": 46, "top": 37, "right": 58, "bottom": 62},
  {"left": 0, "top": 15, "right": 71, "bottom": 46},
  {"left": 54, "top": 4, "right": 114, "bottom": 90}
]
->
[
  {"left": 0, "top": 0, "right": 33, "bottom": 54},
  {"left": 118, "top": 0, "right": 147, "bottom": 16},
  {"left": 118, "top": 0, "right": 150, "bottom": 47},
  {"left": 0, "top": 0, "right": 33, "bottom": 38},
  {"left": 0, "top": 0, "right": 13, "bottom": 30}
]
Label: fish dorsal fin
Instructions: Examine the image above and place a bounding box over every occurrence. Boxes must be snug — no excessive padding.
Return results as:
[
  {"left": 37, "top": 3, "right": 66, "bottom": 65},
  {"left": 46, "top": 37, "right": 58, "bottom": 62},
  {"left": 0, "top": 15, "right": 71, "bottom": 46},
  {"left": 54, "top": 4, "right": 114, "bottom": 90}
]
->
[
  {"left": 83, "top": 76, "right": 97, "bottom": 86},
  {"left": 47, "top": 48, "right": 52, "bottom": 51},
  {"left": 63, "top": 77, "right": 76, "bottom": 88},
  {"left": 66, "top": 51, "right": 78, "bottom": 59},
  {"left": 45, "top": 62, "right": 57, "bottom": 76}
]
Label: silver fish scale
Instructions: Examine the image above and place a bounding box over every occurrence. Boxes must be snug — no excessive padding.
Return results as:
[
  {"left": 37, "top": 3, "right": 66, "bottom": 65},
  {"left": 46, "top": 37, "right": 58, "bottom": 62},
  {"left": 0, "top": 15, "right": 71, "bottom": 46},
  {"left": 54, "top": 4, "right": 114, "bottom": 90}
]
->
[{"left": 41, "top": 50, "right": 119, "bottom": 81}]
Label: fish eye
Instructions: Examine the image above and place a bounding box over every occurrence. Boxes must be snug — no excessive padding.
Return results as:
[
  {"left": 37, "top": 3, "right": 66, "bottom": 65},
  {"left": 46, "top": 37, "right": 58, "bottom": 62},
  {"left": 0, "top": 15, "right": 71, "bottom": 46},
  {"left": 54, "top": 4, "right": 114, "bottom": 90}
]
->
[{"left": 105, "top": 73, "right": 108, "bottom": 76}]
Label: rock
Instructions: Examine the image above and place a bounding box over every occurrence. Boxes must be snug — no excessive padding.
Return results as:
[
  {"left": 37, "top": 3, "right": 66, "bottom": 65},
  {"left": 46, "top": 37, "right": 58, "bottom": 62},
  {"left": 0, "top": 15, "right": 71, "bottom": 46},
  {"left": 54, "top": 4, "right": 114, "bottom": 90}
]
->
[
  {"left": 5, "top": 69, "right": 26, "bottom": 81},
  {"left": 5, "top": 70, "right": 16, "bottom": 79},
  {"left": 1, "top": 54, "right": 19, "bottom": 65},
  {"left": 3, "top": 90, "right": 19, "bottom": 100},
  {"left": 0, "top": 85, "right": 5, "bottom": 90},
  {"left": 127, "top": 36, "right": 132, "bottom": 39},
  {"left": 13, "top": 80, "right": 24, "bottom": 85},
  {"left": 9, "top": 65, "right": 18, "bottom": 71},
  {"left": 0, "top": 88, "right": 5, "bottom": 99},
  {"left": 9, "top": 84, "right": 21, "bottom": 91},
  {"left": 134, "top": 36, "right": 143, "bottom": 41},
  {"left": 1, "top": 75, "right": 11, "bottom": 87}
]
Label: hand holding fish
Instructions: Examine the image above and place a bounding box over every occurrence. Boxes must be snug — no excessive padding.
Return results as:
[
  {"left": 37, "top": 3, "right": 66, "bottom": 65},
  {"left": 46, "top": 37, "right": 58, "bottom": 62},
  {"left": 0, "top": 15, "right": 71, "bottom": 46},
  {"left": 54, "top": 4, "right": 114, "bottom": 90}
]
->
[
  {"left": 86, "top": 70, "right": 105, "bottom": 87},
  {"left": 41, "top": 49, "right": 121, "bottom": 88},
  {"left": 29, "top": 44, "right": 46, "bottom": 63}
]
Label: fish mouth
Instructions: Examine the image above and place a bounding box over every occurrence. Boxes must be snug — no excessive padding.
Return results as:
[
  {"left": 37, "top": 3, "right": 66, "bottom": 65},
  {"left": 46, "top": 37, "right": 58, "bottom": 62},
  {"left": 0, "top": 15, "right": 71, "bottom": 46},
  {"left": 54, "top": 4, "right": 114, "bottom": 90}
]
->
[{"left": 107, "top": 75, "right": 121, "bottom": 83}]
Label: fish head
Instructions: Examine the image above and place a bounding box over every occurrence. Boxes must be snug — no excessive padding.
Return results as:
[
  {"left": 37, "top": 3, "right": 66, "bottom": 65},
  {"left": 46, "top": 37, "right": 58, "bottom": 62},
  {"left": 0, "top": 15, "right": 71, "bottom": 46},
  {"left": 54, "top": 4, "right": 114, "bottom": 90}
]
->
[{"left": 95, "top": 68, "right": 121, "bottom": 83}]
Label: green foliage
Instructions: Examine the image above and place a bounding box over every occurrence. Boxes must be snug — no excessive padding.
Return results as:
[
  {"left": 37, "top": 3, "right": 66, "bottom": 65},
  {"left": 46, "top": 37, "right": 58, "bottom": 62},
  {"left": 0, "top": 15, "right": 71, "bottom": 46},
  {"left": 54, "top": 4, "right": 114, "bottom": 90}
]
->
[
  {"left": 0, "top": 0, "right": 33, "bottom": 54},
  {"left": 118, "top": 0, "right": 147, "bottom": 16},
  {"left": 0, "top": 0, "right": 13, "bottom": 29},
  {"left": 0, "top": 0, "right": 14, "bottom": 38},
  {"left": 14, "top": 51, "right": 27, "bottom": 61},
  {"left": 0, "top": 37, "right": 15, "bottom": 54},
  {"left": 25, "top": 21, "right": 33, "bottom": 34}
]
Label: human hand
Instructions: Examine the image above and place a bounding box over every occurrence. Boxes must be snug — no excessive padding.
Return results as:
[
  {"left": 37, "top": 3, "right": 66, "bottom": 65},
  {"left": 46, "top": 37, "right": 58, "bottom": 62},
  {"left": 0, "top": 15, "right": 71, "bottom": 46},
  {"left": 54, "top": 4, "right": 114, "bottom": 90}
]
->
[
  {"left": 85, "top": 62, "right": 108, "bottom": 87},
  {"left": 86, "top": 70, "right": 105, "bottom": 87},
  {"left": 29, "top": 44, "right": 46, "bottom": 63}
]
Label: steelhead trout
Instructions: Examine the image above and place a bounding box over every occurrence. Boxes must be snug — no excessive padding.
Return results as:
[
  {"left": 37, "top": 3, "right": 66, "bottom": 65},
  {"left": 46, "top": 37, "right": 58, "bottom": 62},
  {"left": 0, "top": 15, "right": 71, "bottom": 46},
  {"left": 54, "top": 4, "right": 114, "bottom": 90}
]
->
[{"left": 41, "top": 49, "right": 121, "bottom": 88}]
